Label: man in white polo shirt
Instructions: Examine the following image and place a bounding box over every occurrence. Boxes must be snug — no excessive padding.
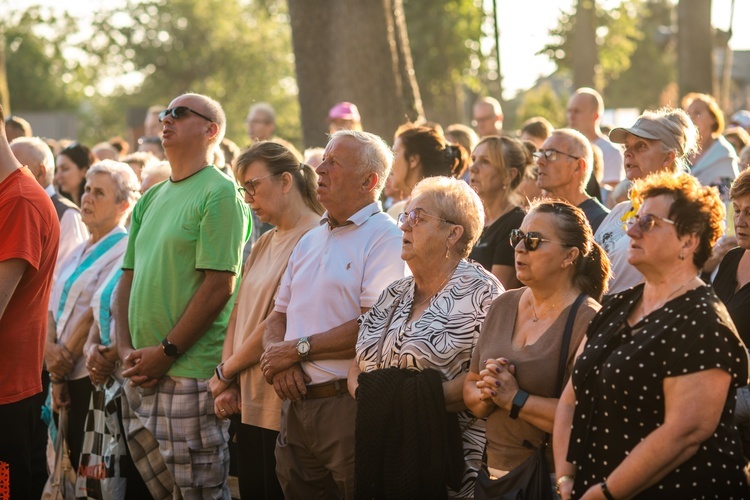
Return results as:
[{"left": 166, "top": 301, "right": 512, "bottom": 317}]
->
[{"left": 259, "top": 129, "right": 407, "bottom": 499}]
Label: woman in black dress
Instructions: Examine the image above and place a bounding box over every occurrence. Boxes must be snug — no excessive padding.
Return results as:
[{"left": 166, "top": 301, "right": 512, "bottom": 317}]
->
[
  {"left": 554, "top": 171, "right": 749, "bottom": 499},
  {"left": 467, "top": 136, "right": 530, "bottom": 289},
  {"left": 714, "top": 168, "right": 750, "bottom": 452}
]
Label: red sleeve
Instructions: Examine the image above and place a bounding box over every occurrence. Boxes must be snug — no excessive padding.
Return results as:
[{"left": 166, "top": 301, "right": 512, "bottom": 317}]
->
[{"left": 0, "top": 195, "right": 44, "bottom": 270}]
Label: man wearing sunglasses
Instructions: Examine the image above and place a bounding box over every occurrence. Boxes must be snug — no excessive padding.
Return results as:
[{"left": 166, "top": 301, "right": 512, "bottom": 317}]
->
[
  {"left": 535, "top": 129, "right": 610, "bottom": 232},
  {"left": 259, "top": 130, "right": 406, "bottom": 498},
  {"left": 115, "top": 93, "right": 249, "bottom": 498}
]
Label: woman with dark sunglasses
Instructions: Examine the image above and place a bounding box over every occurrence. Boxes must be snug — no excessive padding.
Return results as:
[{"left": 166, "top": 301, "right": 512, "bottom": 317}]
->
[
  {"left": 554, "top": 171, "right": 749, "bottom": 499},
  {"left": 464, "top": 200, "right": 609, "bottom": 495}
]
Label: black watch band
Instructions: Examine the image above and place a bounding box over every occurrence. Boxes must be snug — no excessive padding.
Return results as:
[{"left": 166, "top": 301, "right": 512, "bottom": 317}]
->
[
  {"left": 509, "top": 389, "right": 530, "bottom": 419},
  {"left": 161, "top": 338, "right": 181, "bottom": 358}
]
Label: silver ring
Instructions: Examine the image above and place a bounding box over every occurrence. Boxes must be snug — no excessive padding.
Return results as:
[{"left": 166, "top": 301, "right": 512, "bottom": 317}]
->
[{"left": 220, "top": 408, "right": 227, "bottom": 414}]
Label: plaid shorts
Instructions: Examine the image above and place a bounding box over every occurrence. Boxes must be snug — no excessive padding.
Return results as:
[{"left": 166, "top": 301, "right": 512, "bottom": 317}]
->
[{"left": 121, "top": 377, "right": 230, "bottom": 500}]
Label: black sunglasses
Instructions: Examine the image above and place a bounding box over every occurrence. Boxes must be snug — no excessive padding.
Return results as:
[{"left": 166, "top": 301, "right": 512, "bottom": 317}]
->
[
  {"left": 509, "top": 229, "right": 570, "bottom": 251},
  {"left": 158, "top": 106, "right": 214, "bottom": 123}
]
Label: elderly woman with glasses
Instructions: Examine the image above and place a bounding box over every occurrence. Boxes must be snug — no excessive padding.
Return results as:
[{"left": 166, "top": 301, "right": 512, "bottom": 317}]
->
[
  {"left": 464, "top": 200, "right": 609, "bottom": 495},
  {"left": 349, "top": 176, "right": 502, "bottom": 498},
  {"left": 595, "top": 108, "right": 698, "bottom": 296},
  {"left": 554, "top": 171, "right": 749, "bottom": 499}
]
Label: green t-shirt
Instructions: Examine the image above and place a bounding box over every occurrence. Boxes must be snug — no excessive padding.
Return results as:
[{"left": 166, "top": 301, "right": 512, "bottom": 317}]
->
[{"left": 123, "top": 166, "right": 250, "bottom": 378}]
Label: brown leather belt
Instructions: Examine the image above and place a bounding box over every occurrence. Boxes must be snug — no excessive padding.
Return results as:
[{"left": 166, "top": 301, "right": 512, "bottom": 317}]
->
[{"left": 302, "top": 379, "right": 349, "bottom": 400}]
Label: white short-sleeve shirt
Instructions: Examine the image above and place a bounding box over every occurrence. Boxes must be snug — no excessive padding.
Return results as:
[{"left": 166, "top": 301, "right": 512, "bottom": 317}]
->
[{"left": 275, "top": 202, "right": 408, "bottom": 384}]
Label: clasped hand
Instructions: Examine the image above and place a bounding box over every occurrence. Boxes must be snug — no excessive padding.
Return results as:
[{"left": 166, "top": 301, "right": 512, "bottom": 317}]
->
[
  {"left": 86, "top": 344, "right": 119, "bottom": 385},
  {"left": 476, "top": 358, "right": 519, "bottom": 411},
  {"left": 121, "top": 345, "right": 174, "bottom": 388},
  {"left": 260, "top": 341, "right": 297, "bottom": 384}
]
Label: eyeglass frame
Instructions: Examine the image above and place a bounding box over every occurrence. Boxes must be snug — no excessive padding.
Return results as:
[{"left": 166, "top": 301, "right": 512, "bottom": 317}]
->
[
  {"left": 397, "top": 208, "right": 457, "bottom": 227},
  {"left": 532, "top": 149, "right": 581, "bottom": 162},
  {"left": 509, "top": 228, "right": 571, "bottom": 251},
  {"left": 626, "top": 213, "right": 676, "bottom": 232},
  {"left": 158, "top": 106, "right": 214, "bottom": 123},
  {"left": 237, "top": 173, "right": 278, "bottom": 198}
]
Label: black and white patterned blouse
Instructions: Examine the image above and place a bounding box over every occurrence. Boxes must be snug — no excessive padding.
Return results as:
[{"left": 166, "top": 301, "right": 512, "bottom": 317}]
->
[
  {"left": 568, "top": 284, "right": 750, "bottom": 499},
  {"left": 356, "top": 260, "right": 502, "bottom": 498}
]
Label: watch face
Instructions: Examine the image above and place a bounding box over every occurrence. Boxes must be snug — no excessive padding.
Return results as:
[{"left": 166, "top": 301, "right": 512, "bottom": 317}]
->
[
  {"left": 162, "top": 339, "right": 179, "bottom": 357},
  {"left": 298, "top": 341, "right": 310, "bottom": 355}
]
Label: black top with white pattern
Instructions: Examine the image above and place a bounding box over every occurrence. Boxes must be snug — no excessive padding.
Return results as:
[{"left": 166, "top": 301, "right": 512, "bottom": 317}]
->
[{"left": 568, "top": 284, "right": 749, "bottom": 499}]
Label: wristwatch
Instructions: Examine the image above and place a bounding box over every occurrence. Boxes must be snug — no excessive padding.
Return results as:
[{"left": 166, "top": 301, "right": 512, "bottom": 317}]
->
[
  {"left": 509, "top": 389, "right": 530, "bottom": 419},
  {"left": 161, "top": 337, "right": 181, "bottom": 358},
  {"left": 296, "top": 337, "right": 311, "bottom": 362}
]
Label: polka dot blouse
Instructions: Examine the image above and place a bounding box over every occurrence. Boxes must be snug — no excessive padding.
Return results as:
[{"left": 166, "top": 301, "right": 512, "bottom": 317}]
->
[{"left": 568, "top": 284, "right": 750, "bottom": 499}]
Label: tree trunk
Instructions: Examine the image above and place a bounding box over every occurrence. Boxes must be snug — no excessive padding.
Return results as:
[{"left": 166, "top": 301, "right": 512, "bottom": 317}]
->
[
  {"left": 0, "top": 36, "right": 10, "bottom": 114},
  {"left": 572, "top": 0, "right": 598, "bottom": 90},
  {"left": 677, "top": 0, "right": 713, "bottom": 97},
  {"left": 288, "top": 0, "right": 423, "bottom": 148}
]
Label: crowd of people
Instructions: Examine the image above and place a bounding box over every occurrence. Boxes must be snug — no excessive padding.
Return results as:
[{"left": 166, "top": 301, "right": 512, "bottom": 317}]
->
[{"left": 1, "top": 86, "right": 750, "bottom": 500}]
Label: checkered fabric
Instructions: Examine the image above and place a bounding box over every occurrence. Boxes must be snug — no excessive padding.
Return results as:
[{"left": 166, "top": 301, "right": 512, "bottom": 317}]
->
[
  {"left": 121, "top": 377, "right": 230, "bottom": 500},
  {"left": 75, "top": 378, "right": 127, "bottom": 499}
]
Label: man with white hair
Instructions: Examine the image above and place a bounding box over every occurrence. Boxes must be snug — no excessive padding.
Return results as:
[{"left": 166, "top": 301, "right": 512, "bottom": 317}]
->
[
  {"left": 116, "top": 93, "right": 249, "bottom": 498},
  {"left": 535, "top": 128, "right": 610, "bottom": 232},
  {"left": 567, "top": 87, "right": 625, "bottom": 188},
  {"left": 11, "top": 137, "right": 88, "bottom": 273},
  {"left": 260, "top": 130, "right": 407, "bottom": 498}
]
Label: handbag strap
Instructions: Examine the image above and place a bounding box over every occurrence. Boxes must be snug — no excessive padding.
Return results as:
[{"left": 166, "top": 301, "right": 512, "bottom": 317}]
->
[
  {"left": 554, "top": 293, "right": 586, "bottom": 398},
  {"left": 540, "top": 293, "right": 586, "bottom": 448}
]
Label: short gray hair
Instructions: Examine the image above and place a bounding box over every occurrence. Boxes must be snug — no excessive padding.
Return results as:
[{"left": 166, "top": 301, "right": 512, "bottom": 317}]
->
[
  {"left": 330, "top": 129, "right": 393, "bottom": 198},
  {"left": 10, "top": 137, "right": 54, "bottom": 186},
  {"left": 410, "top": 176, "right": 485, "bottom": 258},
  {"left": 86, "top": 160, "right": 141, "bottom": 217},
  {"left": 552, "top": 129, "right": 593, "bottom": 189},
  {"left": 248, "top": 102, "right": 276, "bottom": 123},
  {"left": 181, "top": 93, "right": 226, "bottom": 146}
]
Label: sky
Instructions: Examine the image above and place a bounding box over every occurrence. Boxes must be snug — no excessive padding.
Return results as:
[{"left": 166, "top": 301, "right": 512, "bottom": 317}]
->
[
  {"left": 8, "top": 0, "right": 750, "bottom": 100},
  {"left": 497, "top": 0, "right": 750, "bottom": 100}
]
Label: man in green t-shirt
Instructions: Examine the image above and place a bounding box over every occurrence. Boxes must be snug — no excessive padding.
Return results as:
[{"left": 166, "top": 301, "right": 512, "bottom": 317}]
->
[{"left": 115, "top": 93, "right": 248, "bottom": 498}]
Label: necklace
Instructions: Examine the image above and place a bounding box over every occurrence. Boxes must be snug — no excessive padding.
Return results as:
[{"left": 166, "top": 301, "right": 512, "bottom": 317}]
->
[
  {"left": 529, "top": 289, "right": 576, "bottom": 322},
  {"left": 413, "top": 267, "right": 455, "bottom": 309}
]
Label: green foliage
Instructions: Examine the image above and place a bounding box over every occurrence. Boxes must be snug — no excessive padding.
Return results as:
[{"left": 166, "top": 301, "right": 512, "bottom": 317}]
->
[
  {"left": 83, "top": 0, "right": 298, "bottom": 147},
  {"left": 403, "top": 0, "right": 486, "bottom": 124},
  {"left": 514, "top": 82, "right": 567, "bottom": 129},
  {"left": 3, "top": 6, "right": 92, "bottom": 111},
  {"left": 604, "top": 0, "right": 676, "bottom": 109},
  {"left": 540, "top": 0, "right": 645, "bottom": 92}
]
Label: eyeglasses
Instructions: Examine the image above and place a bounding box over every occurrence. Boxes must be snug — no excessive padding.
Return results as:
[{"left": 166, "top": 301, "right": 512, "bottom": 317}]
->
[
  {"left": 237, "top": 173, "right": 277, "bottom": 197},
  {"left": 509, "top": 229, "right": 570, "bottom": 251},
  {"left": 532, "top": 149, "right": 580, "bottom": 162},
  {"left": 137, "top": 136, "right": 161, "bottom": 145},
  {"left": 470, "top": 115, "right": 495, "bottom": 127},
  {"left": 626, "top": 213, "right": 676, "bottom": 232},
  {"left": 158, "top": 106, "right": 214, "bottom": 123},
  {"left": 397, "top": 209, "right": 456, "bottom": 227}
]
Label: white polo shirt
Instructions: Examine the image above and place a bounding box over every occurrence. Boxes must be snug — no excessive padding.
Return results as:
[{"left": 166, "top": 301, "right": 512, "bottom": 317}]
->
[{"left": 275, "top": 201, "right": 407, "bottom": 384}]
